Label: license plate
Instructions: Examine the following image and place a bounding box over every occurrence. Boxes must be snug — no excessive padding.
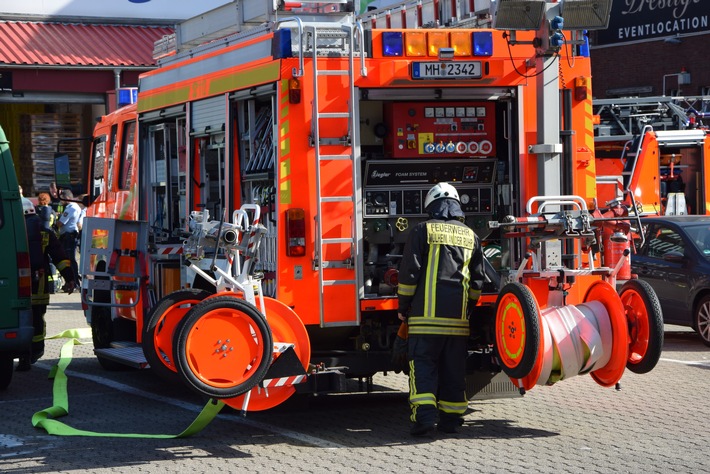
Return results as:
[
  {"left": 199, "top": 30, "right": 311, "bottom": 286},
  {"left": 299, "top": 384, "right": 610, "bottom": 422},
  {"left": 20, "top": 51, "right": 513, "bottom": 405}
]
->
[{"left": 412, "top": 61, "right": 482, "bottom": 80}]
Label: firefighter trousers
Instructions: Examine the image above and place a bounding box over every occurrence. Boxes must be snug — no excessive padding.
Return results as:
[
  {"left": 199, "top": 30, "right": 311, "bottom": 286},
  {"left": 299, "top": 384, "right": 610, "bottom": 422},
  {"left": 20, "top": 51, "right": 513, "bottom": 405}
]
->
[{"left": 407, "top": 335, "right": 468, "bottom": 426}]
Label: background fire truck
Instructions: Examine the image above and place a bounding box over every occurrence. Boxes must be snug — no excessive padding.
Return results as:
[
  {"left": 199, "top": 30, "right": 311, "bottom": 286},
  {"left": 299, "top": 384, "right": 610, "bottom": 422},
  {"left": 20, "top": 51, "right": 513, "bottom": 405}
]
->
[
  {"left": 594, "top": 95, "right": 710, "bottom": 216},
  {"left": 76, "top": 0, "right": 663, "bottom": 413}
]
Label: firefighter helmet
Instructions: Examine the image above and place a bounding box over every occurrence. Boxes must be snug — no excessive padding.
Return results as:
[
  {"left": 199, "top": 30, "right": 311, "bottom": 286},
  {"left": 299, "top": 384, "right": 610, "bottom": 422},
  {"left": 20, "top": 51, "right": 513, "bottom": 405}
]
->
[
  {"left": 21, "top": 197, "right": 36, "bottom": 216},
  {"left": 424, "top": 182, "right": 459, "bottom": 210}
]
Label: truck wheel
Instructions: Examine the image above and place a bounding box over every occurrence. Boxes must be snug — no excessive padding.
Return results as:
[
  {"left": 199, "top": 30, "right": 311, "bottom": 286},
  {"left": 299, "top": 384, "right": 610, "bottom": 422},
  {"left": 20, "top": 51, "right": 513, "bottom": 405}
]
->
[
  {"left": 494, "top": 282, "right": 541, "bottom": 380},
  {"left": 0, "top": 356, "right": 13, "bottom": 390},
  {"left": 142, "top": 289, "right": 211, "bottom": 382},
  {"left": 619, "top": 279, "right": 663, "bottom": 374},
  {"left": 173, "top": 295, "right": 273, "bottom": 399},
  {"left": 694, "top": 295, "right": 710, "bottom": 347},
  {"left": 90, "top": 307, "right": 128, "bottom": 371}
]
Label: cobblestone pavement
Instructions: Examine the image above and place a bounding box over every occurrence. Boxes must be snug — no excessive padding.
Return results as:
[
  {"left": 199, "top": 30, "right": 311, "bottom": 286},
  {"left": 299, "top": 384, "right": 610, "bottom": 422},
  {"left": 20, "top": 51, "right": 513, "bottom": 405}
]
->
[{"left": 1, "top": 292, "right": 708, "bottom": 473}]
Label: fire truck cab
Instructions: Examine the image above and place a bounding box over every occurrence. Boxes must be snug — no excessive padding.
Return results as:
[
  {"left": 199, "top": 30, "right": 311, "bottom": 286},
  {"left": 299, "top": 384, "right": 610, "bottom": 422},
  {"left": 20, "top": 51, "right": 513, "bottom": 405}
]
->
[{"left": 79, "top": 0, "right": 663, "bottom": 412}]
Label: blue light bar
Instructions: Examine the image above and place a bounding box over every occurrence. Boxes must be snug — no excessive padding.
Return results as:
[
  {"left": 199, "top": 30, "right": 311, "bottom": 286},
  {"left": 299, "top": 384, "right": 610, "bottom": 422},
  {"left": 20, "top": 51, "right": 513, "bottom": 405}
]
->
[
  {"left": 472, "top": 32, "right": 493, "bottom": 57},
  {"left": 382, "top": 32, "right": 404, "bottom": 57},
  {"left": 272, "top": 29, "right": 293, "bottom": 59},
  {"left": 579, "top": 31, "right": 590, "bottom": 57},
  {"left": 117, "top": 87, "right": 138, "bottom": 107}
]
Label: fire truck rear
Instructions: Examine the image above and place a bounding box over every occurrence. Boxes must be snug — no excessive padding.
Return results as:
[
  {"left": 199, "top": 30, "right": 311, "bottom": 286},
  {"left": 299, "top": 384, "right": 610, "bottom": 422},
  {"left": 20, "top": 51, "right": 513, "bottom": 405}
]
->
[{"left": 79, "top": 0, "right": 663, "bottom": 413}]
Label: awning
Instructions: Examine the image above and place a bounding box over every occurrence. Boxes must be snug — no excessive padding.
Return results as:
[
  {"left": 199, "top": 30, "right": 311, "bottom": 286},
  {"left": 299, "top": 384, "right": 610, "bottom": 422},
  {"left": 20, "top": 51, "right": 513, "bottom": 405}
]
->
[{"left": 0, "top": 21, "right": 173, "bottom": 68}]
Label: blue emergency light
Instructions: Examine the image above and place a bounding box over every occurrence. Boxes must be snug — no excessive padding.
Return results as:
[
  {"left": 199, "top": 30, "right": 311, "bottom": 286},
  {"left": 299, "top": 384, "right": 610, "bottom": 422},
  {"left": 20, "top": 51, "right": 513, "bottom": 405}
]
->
[
  {"left": 382, "top": 32, "right": 404, "bottom": 57},
  {"left": 117, "top": 87, "right": 138, "bottom": 107},
  {"left": 472, "top": 32, "right": 493, "bottom": 56},
  {"left": 382, "top": 31, "right": 493, "bottom": 58}
]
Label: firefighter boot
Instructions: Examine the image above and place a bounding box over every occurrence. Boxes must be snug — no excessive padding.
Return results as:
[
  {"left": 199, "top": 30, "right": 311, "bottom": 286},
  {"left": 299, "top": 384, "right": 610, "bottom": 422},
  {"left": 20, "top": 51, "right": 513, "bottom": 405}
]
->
[
  {"left": 437, "top": 414, "right": 464, "bottom": 434},
  {"left": 410, "top": 422, "right": 435, "bottom": 437}
]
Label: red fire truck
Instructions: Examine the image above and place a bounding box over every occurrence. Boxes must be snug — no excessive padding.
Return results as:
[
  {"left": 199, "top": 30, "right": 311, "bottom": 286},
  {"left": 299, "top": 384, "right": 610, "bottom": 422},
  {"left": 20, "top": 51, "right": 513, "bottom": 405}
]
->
[
  {"left": 78, "top": 0, "right": 663, "bottom": 412},
  {"left": 594, "top": 95, "right": 710, "bottom": 216}
]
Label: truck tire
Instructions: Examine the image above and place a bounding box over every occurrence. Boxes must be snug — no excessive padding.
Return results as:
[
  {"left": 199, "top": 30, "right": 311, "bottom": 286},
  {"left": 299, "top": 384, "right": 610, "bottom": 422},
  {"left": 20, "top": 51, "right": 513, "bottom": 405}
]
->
[{"left": 173, "top": 295, "right": 273, "bottom": 399}]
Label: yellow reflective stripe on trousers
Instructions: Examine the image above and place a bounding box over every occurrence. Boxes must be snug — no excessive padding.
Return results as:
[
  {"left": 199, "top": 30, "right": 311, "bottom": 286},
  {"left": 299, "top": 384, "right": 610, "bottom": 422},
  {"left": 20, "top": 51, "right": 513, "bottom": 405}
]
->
[
  {"left": 408, "top": 360, "right": 436, "bottom": 422},
  {"left": 32, "top": 328, "right": 224, "bottom": 438},
  {"left": 438, "top": 399, "right": 468, "bottom": 415}
]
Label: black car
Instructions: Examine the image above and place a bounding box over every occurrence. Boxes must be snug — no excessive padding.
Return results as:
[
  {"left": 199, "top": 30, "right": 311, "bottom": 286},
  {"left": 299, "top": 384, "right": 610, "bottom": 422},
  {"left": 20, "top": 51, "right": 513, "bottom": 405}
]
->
[{"left": 631, "top": 215, "right": 710, "bottom": 346}]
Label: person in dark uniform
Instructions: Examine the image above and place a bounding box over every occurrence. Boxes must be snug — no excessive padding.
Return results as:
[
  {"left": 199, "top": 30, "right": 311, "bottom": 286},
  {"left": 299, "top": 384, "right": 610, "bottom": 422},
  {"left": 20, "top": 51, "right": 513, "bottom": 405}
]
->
[
  {"left": 17, "top": 198, "right": 76, "bottom": 371},
  {"left": 397, "top": 182, "right": 484, "bottom": 436}
]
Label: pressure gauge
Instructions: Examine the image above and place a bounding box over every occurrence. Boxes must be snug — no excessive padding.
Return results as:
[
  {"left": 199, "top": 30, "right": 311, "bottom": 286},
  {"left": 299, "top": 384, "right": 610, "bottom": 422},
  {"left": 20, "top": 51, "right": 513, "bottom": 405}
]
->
[
  {"left": 424, "top": 107, "right": 434, "bottom": 118},
  {"left": 460, "top": 193, "right": 470, "bottom": 204}
]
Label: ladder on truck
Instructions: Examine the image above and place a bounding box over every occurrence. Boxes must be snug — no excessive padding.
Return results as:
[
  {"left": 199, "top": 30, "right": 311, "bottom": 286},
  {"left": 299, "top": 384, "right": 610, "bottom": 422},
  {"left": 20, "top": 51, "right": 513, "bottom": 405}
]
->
[
  {"left": 594, "top": 95, "right": 710, "bottom": 143},
  {"left": 358, "top": 0, "right": 491, "bottom": 29},
  {"left": 307, "top": 13, "right": 365, "bottom": 327}
]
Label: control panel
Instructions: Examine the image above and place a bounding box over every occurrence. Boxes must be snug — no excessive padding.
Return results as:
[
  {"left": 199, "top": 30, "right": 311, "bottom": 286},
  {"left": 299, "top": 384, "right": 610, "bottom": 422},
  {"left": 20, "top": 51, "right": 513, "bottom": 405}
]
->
[
  {"left": 384, "top": 101, "right": 496, "bottom": 158},
  {"left": 363, "top": 159, "right": 495, "bottom": 217}
]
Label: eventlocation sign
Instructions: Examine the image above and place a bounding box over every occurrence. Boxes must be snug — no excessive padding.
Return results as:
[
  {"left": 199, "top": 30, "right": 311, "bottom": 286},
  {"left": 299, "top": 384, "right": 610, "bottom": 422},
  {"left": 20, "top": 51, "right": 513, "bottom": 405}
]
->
[{"left": 596, "top": 0, "right": 710, "bottom": 46}]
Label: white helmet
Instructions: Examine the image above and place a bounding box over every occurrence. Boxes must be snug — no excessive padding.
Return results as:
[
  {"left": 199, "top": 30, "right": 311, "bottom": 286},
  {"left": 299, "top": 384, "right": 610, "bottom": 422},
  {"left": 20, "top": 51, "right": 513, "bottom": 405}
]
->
[
  {"left": 21, "top": 197, "right": 36, "bottom": 216},
  {"left": 424, "top": 182, "right": 460, "bottom": 210}
]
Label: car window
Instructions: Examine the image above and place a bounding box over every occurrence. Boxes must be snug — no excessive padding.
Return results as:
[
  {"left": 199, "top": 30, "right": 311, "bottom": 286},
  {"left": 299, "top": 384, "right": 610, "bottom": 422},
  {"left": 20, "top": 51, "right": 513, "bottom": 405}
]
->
[
  {"left": 646, "top": 225, "right": 685, "bottom": 258},
  {"left": 684, "top": 225, "right": 710, "bottom": 257}
]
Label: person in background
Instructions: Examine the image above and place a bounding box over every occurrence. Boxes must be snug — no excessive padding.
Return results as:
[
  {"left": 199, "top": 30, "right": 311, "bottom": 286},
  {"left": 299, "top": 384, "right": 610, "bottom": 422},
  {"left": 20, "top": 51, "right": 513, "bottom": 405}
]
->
[
  {"left": 57, "top": 189, "right": 81, "bottom": 289},
  {"left": 397, "top": 182, "right": 485, "bottom": 436},
  {"left": 18, "top": 198, "right": 75, "bottom": 371},
  {"left": 49, "top": 182, "right": 64, "bottom": 214},
  {"left": 36, "top": 192, "right": 61, "bottom": 292},
  {"left": 36, "top": 192, "right": 55, "bottom": 232}
]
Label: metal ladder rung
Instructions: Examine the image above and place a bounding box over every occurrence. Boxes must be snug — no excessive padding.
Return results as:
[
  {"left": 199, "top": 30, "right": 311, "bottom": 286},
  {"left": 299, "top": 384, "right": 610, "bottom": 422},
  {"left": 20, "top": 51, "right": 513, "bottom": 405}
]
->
[
  {"left": 319, "top": 154, "right": 352, "bottom": 161},
  {"left": 322, "top": 237, "right": 354, "bottom": 245},
  {"left": 321, "top": 196, "right": 352, "bottom": 203},
  {"left": 317, "top": 70, "right": 348, "bottom": 76},
  {"left": 319, "top": 112, "right": 350, "bottom": 119}
]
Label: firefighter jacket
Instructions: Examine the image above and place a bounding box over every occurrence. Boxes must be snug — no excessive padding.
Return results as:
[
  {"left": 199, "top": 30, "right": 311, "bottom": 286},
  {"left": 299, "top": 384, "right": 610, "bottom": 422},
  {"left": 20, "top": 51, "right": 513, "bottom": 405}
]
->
[
  {"left": 25, "top": 214, "right": 74, "bottom": 305},
  {"left": 397, "top": 199, "right": 484, "bottom": 337}
]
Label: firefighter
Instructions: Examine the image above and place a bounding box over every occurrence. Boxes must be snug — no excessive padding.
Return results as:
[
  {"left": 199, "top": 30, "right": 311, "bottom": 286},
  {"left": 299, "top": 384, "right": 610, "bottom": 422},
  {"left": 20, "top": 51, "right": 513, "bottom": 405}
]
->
[
  {"left": 17, "top": 198, "right": 76, "bottom": 371},
  {"left": 397, "top": 182, "right": 484, "bottom": 436}
]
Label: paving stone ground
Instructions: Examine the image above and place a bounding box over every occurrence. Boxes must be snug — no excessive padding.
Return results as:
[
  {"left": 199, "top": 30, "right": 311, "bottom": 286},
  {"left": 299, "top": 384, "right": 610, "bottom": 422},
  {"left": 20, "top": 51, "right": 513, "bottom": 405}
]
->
[{"left": 1, "top": 292, "right": 707, "bottom": 473}]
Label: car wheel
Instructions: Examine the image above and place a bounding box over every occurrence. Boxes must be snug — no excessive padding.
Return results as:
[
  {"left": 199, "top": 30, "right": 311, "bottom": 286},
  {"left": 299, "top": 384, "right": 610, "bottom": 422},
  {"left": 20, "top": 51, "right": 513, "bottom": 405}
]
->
[{"left": 694, "top": 295, "right": 710, "bottom": 347}]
